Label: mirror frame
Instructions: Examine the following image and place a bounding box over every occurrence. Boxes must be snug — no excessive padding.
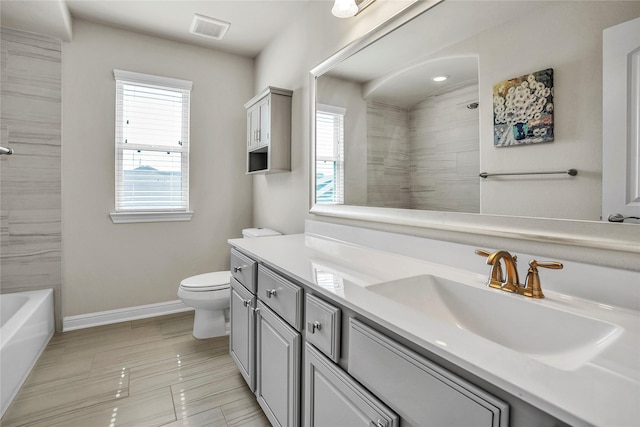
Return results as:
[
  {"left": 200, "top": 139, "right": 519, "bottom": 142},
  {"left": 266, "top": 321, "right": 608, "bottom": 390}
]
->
[{"left": 309, "top": 0, "right": 639, "bottom": 256}]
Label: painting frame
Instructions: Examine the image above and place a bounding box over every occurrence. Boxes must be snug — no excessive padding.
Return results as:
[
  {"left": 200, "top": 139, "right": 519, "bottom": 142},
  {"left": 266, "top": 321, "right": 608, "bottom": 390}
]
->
[{"left": 493, "top": 68, "right": 554, "bottom": 147}]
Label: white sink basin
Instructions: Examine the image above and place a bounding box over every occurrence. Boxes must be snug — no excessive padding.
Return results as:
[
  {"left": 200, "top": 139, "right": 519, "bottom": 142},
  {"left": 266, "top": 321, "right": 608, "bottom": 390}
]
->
[{"left": 367, "top": 275, "right": 622, "bottom": 370}]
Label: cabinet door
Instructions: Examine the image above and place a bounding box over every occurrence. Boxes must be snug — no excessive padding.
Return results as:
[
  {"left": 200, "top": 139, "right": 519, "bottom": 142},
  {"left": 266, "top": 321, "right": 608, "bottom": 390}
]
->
[
  {"left": 247, "top": 105, "right": 260, "bottom": 150},
  {"left": 258, "top": 97, "right": 270, "bottom": 147},
  {"left": 229, "top": 278, "right": 255, "bottom": 391},
  {"left": 256, "top": 300, "right": 301, "bottom": 427},
  {"left": 305, "top": 343, "right": 398, "bottom": 427}
]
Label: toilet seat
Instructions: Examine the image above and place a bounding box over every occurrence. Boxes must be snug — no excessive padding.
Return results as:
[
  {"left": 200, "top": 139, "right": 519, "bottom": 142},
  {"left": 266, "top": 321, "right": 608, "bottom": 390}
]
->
[{"left": 179, "top": 271, "right": 230, "bottom": 292}]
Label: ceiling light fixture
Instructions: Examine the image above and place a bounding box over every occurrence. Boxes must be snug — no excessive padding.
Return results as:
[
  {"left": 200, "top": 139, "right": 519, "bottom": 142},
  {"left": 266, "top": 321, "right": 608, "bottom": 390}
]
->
[
  {"left": 432, "top": 75, "right": 449, "bottom": 82},
  {"left": 332, "top": 0, "right": 376, "bottom": 19}
]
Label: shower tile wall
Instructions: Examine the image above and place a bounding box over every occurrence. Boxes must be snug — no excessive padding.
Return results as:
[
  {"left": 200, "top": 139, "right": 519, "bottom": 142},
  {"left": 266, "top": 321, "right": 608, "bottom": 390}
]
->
[
  {"left": 366, "top": 102, "right": 411, "bottom": 208},
  {"left": 410, "top": 85, "right": 479, "bottom": 212},
  {"left": 366, "top": 84, "right": 479, "bottom": 212},
  {"left": 0, "top": 28, "right": 62, "bottom": 330}
]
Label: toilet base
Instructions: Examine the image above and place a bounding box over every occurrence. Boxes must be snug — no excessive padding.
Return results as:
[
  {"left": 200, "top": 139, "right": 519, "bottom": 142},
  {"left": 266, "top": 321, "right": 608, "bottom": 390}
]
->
[{"left": 192, "top": 308, "right": 228, "bottom": 339}]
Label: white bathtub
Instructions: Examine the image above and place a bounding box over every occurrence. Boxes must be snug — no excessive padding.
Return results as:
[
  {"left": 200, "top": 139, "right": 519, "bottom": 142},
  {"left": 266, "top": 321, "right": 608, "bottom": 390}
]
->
[{"left": 0, "top": 289, "right": 54, "bottom": 417}]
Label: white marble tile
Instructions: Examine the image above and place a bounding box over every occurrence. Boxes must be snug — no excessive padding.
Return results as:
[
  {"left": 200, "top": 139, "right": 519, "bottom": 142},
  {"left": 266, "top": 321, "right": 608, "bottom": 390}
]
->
[{"left": 0, "top": 27, "right": 62, "bottom": 327}]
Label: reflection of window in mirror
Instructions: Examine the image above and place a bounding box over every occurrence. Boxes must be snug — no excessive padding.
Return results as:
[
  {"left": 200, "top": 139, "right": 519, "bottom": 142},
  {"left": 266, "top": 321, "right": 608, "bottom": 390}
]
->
[{"left": 316, "top": 104, "right": 345, "bottom": 204}]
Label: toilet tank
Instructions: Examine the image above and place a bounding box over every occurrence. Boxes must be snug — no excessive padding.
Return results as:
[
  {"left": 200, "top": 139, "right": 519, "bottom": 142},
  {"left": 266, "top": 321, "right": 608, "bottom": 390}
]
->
[{"left": 242, "top": 228, "right": 281, "bottom": 238}]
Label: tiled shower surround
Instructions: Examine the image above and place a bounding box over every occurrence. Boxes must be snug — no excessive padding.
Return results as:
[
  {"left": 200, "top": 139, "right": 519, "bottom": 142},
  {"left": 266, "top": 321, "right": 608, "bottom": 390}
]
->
[
  {"left": 0, "top": 28, "right": 62, "bottom": 331},
  {"left": 366, "top": 84, "right": 480, "bottom": 212}
]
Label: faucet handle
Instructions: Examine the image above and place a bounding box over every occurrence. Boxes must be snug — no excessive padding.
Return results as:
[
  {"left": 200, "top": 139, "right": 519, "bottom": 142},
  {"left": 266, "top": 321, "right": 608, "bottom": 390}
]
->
[
  {"left": 523, "top": 260, "right": 563, "bottom": 299},
  {"left": 474, "top": 249, "right": 492, "bottom": 258},
  {"left": 532, "top": 260, "right": 563, "bottom": 270}
]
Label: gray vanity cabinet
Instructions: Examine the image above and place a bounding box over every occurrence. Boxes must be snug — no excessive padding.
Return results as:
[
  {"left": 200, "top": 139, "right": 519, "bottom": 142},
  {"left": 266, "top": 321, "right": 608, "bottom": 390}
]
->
[
  {"left": 305, "top": 343, "right": 398, "bottom": 427},
  {"left": 229, "top": 246, "right": 511, "bottom": 427},
  {"left": 229, "top": 249, "right": 258, "bottom": 392},
  {"left": 349, "top": 319, "right": 509, "bottom": 427},
  {"left": 229, "top": 278, "right": 256, "bottom": 391},
  {"left": 255, "top": 299, "right": 301, "bottom": 427}
]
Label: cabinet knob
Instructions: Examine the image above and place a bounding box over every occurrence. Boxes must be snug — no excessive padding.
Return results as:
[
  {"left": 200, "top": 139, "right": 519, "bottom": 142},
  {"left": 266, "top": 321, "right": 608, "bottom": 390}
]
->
[
  {"left": 371, "top": 420, "right": 387, "bottom": 427},
  {"left": 243, "top": 299, "right": 251, "bottom": 307},
  {"left": 307, "top": 321, "right": 322, "bottom": 334},
  {"left": 266, "top": 289, "right": 277, "bottom": 298},
  {"left": 233, "top": 265, "right": 245, "bottom": 273}
]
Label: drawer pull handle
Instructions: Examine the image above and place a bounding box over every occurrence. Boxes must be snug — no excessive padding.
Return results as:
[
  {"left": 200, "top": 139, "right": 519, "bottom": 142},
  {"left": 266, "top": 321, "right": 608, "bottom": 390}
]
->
[
  {"left": 243, "top": 299, "right": 251, "bottom": 307},
  {"left": 233, "top": 265, "right": 246, "bottom": 273},
  {"left": 307, "top": 321, "right": 322, "bottom": 334},
  {"left": 265, "top": 289, "right": 277, "bottom": 298}
]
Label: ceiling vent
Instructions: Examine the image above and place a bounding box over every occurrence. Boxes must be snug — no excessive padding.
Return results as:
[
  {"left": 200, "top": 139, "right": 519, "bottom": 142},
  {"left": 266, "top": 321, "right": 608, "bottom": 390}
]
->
[{"left": 190, "top": 14, "right": 230, "bottom": 40}]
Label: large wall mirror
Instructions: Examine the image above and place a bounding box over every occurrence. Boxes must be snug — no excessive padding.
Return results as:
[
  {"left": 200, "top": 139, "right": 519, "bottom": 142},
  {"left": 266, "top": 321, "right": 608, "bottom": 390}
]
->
[{"left": 310, "top": 0, "right": 640, "bottom": 250}]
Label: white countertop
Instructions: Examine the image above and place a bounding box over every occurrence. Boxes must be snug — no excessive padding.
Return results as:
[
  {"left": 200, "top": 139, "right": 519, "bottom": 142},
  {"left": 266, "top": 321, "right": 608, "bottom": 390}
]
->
[{"left": 229, "top": 233, "right": 640, "bottom": 427}]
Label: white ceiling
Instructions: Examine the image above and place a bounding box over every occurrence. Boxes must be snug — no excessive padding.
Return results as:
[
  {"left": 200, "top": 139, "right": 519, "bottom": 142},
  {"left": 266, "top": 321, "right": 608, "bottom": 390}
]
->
[{"left": 0, "top": 0, "right": 320, "bottom": 58}]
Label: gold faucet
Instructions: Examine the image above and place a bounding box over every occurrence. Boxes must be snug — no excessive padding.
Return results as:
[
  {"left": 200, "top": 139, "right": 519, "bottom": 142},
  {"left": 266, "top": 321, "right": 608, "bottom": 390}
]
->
[{"left": 476, "top": 249, "right": 563, "bottom": 299}]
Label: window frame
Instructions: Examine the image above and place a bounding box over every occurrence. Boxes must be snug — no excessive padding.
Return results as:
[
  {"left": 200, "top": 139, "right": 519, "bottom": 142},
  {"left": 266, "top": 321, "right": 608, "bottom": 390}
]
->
[
  {"left": 315, "top": 104, "right": 345, "bottom": 205},
  {"left": 110, "top": 69, "right": 193, "bottom": 224}
]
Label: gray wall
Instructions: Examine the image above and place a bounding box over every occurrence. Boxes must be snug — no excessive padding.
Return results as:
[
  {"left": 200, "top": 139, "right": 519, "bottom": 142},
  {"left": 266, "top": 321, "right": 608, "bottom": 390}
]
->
[
  {"left": 61, "top": 19, "right": 254, "bottom": 319},
  {"left": 252, "top": 0, "right": 416, "bottom": 234},
  {"left": 0, "top": 28, "right": 63, "bottom": 330},
  {"left": 252, "top": 1, "right": 639, "bottom": 270}
]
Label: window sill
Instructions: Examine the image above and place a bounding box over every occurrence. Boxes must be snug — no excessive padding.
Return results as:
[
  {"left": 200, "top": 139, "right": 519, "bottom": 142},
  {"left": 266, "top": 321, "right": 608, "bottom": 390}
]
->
[{"left": 110, "top": 211, "right": 194, "bottom": 224}]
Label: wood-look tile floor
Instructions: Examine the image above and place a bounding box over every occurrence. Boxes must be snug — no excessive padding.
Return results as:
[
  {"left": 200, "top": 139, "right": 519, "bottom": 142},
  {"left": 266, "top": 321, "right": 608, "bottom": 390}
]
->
[{"left": 1, "top": 312, "right": 270, "bottom": 427}]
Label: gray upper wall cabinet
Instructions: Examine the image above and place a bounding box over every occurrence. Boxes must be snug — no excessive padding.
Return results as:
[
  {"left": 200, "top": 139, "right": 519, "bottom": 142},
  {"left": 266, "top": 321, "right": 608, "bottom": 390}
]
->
[{"left": 245, "top": 86, "right": 293, "bottom": 174}]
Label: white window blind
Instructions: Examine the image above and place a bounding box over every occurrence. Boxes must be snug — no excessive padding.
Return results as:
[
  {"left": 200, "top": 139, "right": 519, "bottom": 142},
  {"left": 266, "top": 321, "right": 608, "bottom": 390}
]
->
[
  {"left": 316, "top": 104, "right": 345, "bottom": 204},
  {"left": 113, "top": 70, "right": 192, "bottom": 215}
]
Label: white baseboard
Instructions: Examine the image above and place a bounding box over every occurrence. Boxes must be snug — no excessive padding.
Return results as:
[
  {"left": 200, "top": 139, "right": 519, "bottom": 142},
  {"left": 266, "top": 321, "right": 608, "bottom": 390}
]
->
[{"left": 63, "top": 300, "right": 193, "bottom": 331}]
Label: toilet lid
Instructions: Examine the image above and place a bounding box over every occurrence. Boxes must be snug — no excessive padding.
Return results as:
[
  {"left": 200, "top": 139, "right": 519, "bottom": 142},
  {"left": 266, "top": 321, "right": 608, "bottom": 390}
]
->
[{"left": 180, "top": 271, "right": 230, "bottom": 292}]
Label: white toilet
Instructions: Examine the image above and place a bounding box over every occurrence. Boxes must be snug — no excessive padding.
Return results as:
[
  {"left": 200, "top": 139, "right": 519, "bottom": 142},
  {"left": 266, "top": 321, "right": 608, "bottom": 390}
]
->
[{"left": 178, "top": 228, "right": 281, "bottom": 339}]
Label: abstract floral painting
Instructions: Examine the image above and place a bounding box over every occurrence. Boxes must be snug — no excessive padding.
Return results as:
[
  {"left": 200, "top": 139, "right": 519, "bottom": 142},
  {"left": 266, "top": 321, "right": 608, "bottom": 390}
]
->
[{"left": 493, "top": 68, "right": 554, "bottom": 146}]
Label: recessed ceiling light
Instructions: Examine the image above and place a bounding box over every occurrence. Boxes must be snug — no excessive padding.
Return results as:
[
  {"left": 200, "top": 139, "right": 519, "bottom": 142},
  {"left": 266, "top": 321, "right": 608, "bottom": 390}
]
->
[{"left": 432, "top": 75, "right": 449, "bottom": 82}]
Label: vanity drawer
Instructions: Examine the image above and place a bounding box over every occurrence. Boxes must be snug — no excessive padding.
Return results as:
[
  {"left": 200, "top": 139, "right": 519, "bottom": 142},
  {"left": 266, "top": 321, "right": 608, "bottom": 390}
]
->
[
  {"left": 230, "top": 248, "right": 257, "bottom": 293},
  {"left": 305, "top": 294, "right": 341, "bottom": 362},
  {"left": 258, "top": 265, "right": 303, "bottom": 331},
  {"left": 305, "top": 343, "right": 398, "bottom": 427},
  {"left": 348, "top": 319, "right": 509, "bottom": 427}
]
